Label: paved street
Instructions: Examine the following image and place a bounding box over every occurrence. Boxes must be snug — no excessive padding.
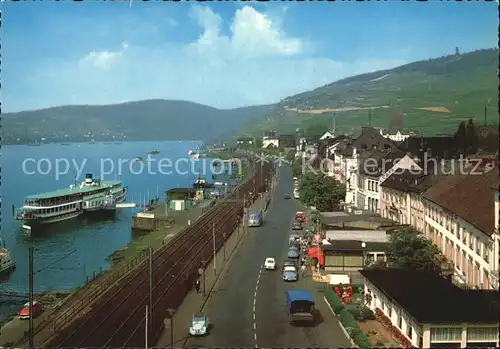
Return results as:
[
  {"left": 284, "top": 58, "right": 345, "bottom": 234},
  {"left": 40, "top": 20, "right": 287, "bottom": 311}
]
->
[{"left": 185, "top": 165, "right": 351, "bottom": 348}]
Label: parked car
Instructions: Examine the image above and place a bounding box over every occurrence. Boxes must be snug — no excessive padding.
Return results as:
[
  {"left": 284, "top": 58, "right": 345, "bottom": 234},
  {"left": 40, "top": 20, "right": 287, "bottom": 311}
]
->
[
  {"left": 264, "top": 257, "right": 276, "bottom": 270},
  {"left": 292, "top": 221, "right": 303, "bottom": 230},
  {"left": 284, "top": 193, "right": 291, "bottom": 199},
  {"left": 248, "top": 211, "right": 263, "bottom": 227},
  {"left": 294, "top": 212, "right": 306, "bottom": 223},
  {"left": 283, "top": 259, "right": 298, "bottom": 270},
  {"left": 18, "top": 301, "right": 43, "bottom": 320},
  {"left": 287, "top": 249, "right": 300, "bottom": 260},
  {"left": 283, "top": 266, "right": 298, "bottom": 281},
  {"left": 189, "top": 313, "right": 209, "bottom": 336}
]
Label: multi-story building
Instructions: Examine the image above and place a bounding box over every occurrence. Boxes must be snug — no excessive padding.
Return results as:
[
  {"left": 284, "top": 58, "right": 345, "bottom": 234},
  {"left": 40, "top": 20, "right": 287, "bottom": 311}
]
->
[
  {"left": 380, "top": 163, "right": 442, "bottom": 231},
  {"left": 262, "top": 137, "right": 279, "bottom": 148},
  {"left": 421, "top": 169, "right": 499, "bottom": 289},
  {"left": 357, "top": 149, "right": 420, "bottom": 213}
]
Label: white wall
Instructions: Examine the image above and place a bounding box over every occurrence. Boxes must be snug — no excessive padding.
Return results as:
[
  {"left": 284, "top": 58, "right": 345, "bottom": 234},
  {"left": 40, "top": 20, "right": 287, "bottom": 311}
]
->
[
  {"left": 424, "top": 200, "right": 497, "bottom": 289},
  {"left": 262, "top": 138, "right": 279, "bottom": 148}
]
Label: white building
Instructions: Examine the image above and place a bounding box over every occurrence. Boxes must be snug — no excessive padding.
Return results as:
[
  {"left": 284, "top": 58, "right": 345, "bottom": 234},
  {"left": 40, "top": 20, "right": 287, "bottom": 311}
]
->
[
  {"left": 320, "top": 131, "right": 335, "bottom": 140},
  {"left": 380, "top": 129, "right": 411, "bottom": 142},
  {"left": 262, "top": 137, "right": 279, "bottom": 148},
  {"left": 361, "top": 268, "right": 499, "bottom": 349},
  {"left": 422, "top": 169, "right": 499, "bottom": 289},
  {"left": 356, "top": 152, "right": 421, "bottom": 213}
]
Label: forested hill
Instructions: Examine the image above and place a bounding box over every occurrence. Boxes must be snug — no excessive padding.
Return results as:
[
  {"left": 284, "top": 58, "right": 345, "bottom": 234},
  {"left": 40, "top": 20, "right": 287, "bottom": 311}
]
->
[{"left": 2, "top": 99, "right": 272, "bottom": 144}]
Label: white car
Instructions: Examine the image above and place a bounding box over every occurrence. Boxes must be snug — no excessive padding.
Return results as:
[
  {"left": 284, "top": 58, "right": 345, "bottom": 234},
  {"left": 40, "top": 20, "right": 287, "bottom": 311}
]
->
[
  {"left": 264, "top": 257, "right": 276, "bottom": 270},
  {"left": 189, "top": 313, "right": 209, "bottom": 336}
]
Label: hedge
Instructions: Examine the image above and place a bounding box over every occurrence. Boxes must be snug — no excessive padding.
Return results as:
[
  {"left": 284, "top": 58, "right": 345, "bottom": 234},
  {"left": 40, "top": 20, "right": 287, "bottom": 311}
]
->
[
  {"left": 324, "top": 285, "right": 372, "bottom": 348},
  {"left": 324, "top": 284, "right": 345, "bottom": 313}
]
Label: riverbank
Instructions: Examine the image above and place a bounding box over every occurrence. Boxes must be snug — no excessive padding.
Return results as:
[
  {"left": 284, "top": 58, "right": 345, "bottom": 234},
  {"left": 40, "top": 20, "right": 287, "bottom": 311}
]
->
[{"left": 2, "top": 154, "right": 252, "bottom": 347}]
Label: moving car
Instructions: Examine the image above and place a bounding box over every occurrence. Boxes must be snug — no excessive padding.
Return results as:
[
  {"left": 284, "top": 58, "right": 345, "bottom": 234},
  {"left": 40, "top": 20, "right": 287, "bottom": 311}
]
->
[
  {"left": 248, "top": 211, "right": 263, "bottom": 227},
  {"left": 18, "top": 301, "right": 43, "bottom": 320},
  {"left": 283, "top": 266, "right": 298, "bottom": 281},
  {"left": 292, "top": 221, "right": 303, "bottom": 230},
  {"left": 284, "top": 193, "right": 291, "bottom": 199},
  {"left": 264, "top": 257, "right": 276, "bottom": 270},
  {"left": 286, "top": 289, "right": 315, "bottom": 324},
  {"left": 189, "top": 313, "right": 209, "bottom": 336}
]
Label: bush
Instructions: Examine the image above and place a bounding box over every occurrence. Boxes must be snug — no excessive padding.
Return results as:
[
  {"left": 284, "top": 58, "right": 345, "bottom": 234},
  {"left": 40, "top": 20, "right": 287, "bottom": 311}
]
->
[
  {"left": 339, "top": 308, "right": 359, "bottom": 329},
  {"left": 348, "top": 306, "right": 375, "bottom": 321},
  {"left": 324, "top": 285, "right": 345, "bottom": 313},
  {"left": 339, "top": 309, "right": 372, "bottom": 348},
  {"left": 353, "top": 331, "right": 372, "bottom": 349}
]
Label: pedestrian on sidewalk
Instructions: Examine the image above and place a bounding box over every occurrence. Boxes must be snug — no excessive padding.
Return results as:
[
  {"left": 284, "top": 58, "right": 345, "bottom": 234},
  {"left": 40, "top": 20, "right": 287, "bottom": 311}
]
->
[{"left": 195, "top": 278, "right": 201, "bottom": 294}]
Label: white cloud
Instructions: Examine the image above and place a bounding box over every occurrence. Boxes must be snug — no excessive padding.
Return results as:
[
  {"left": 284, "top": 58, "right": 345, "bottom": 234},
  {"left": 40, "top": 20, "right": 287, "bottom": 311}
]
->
[
  {"left": 6, "top": 5, "right": 408, "bottom": 112},
  {"left": 188, "top": 5, "right": 301, "bottom": 58},
  {"left": 79, "top": 42, "right": 128, "bottom": 70}
]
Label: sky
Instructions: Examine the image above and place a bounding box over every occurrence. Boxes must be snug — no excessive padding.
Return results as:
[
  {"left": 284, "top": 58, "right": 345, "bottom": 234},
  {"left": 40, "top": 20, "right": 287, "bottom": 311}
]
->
[{"left": 3, "top": 1, "right": 498, "bottom": 113}]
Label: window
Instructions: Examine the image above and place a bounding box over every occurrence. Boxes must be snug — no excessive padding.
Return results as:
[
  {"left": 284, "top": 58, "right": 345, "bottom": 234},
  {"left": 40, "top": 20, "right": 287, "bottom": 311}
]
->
[
  {"left": 430, "top": 327, "right": 462, "bottom": 342},
  {"left": 406, "top": 325, "right": 413, "bottom": 339},
  {"left": 484, "top": 246, "right": 490, "bottom": 262},
  {"left": 467, "top": 327, "right": 499, "bottom": 342},
  {"left": 397, "top": 315, "right": 402, "bottom": 328},
  {"left": 387, "top": 306, "right": 392, "bottom": 318}
]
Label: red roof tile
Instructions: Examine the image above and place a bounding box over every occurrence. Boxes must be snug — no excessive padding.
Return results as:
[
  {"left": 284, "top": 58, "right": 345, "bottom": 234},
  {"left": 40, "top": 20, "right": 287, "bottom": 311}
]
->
[{"left": 423, "top": 168, "right": 499, "bottom": 235}]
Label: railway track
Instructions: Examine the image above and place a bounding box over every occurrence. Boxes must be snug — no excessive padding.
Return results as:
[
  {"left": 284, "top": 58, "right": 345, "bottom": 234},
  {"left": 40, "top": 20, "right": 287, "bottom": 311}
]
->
[{"left": 42, "top": 160, "right": 272, "bottom": 348}]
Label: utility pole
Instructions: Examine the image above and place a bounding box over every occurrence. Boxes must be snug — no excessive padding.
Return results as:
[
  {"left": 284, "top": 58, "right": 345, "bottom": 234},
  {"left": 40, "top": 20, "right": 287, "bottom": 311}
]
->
[
  {"left": 148, "top": 248, "right": 153, "bottom": 340},
  {"left": 28, "top": 247, "right": 34, "bottom": 349},
  {"left": 223, "top": 233, "right": 226, "bottom": 262},
  {"left": 201, "top": 260, "right": 206, "bottom": 296},
  {"left": 368, "top": 109, "right": 372, "bottom": 127},
  {"left": 212, "top": 222, "right": 217, "bottom": 277},
  {"left": 145, "top": 305, "right": 148, "bottom": 349},
  {"left": 484, "top": 104, "right": 488, "bottom": 126}
]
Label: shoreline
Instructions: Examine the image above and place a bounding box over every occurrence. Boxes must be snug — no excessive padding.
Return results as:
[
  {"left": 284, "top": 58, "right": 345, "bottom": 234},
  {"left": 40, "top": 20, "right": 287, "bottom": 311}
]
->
[{"left": 1, "top": 151, "right": 250, "bottom": 347}]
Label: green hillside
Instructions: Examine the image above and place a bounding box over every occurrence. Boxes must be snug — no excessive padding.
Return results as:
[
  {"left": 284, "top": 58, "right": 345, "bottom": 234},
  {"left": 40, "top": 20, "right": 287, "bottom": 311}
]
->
[{"left": 241, "top": 48, "right": 499, "bottom": 137}]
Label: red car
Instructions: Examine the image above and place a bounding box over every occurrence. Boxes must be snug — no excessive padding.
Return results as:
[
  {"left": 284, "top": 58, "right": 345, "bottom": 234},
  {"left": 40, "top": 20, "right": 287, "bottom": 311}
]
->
[{"left": 294, "top": 212, "right": 306, "bottom": 223}]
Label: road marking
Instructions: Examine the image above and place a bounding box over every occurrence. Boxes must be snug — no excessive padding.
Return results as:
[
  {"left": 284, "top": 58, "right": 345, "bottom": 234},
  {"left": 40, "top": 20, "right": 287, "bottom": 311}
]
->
[{"left": 252, "top": 265, "right": 263, "bottom": 348}]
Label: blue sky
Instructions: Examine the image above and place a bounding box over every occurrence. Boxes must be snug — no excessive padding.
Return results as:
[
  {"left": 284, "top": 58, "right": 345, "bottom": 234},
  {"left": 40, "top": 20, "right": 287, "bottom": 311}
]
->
[{"left": 3, "top": 1, "right": 498, "bottom": 112}]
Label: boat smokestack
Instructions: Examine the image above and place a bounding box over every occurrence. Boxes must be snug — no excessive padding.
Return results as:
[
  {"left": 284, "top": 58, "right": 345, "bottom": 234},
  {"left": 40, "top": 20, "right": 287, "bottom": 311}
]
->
[{"left": 85, "top": 173, "right": 93, "bottom": 185}]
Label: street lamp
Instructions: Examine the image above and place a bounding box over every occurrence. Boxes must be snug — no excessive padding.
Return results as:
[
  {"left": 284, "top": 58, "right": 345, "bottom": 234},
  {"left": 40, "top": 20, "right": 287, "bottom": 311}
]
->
[
  {"left": 166, "top": 308, "right": 176, "bottom": 349},
  {"left": 200, "top": 260, "right": 206, "bottom": 296}
]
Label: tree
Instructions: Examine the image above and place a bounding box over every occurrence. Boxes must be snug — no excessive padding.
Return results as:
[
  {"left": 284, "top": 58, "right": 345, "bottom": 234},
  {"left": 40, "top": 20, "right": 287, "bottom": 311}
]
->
[
  {"left": 453, "top": 119, "right": 479, "bottom": 155},
  {"left": 465, "top": 119, "right": 478, "bottom": 154},
  {"left": 386, "top": 228, "right": 440, "bottom": 271},
  {"left": 254, "top": 137, "right": 263, "bottom": 149},
  {"left": 298, "top": 173, "right": 346, "bottom": 211}
]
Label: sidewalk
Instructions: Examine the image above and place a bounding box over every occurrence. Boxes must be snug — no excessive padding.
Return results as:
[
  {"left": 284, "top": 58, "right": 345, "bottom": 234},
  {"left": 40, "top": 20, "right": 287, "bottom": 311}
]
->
[{"left": 156, "top": 176, "right": 277, "bottom": 348}]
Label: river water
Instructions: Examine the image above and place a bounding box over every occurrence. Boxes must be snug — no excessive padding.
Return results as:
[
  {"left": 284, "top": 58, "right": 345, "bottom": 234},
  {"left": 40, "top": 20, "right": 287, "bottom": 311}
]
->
[{"left": 0, "top": 140, "right": 219, "bottom": 320}]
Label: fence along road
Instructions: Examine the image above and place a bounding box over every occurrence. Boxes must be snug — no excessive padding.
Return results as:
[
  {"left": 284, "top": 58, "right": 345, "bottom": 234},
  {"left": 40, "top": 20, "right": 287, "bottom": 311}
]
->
[{"left": 41, "top": 158, "right": 273, "bottom": 348}]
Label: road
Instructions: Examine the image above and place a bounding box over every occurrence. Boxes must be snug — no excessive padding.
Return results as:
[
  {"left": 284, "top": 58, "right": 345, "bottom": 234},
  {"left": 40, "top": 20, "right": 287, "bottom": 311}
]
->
[{"left": 185, "top": 165, "right": 351, "bottom": 348}]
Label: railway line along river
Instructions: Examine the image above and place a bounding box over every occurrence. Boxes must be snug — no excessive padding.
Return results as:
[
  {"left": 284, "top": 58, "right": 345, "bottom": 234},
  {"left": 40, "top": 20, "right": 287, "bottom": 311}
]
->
[{"left": 0, "top": 140, "right": 222, "bottom": 323}]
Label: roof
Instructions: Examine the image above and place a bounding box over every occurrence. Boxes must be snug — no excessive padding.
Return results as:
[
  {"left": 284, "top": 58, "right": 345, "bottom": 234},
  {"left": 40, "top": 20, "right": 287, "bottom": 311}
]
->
[
  {"left": 398, "top": 136, "right": 458, "bottom": 159},
  {"left": 358, "top": 149, "right": 407, "bottom": 177},
  {"left": 422, "top": 169, "right": 498, "bottom": 235},
  {"left": 380, "top": 163, "right": 443, "bottom": 193},
  {"left": 353, "top": 127, "right": 399, "bottom": 152},
  {"left": 166, "top": 188, "right": 198, "bottom": 194},
  {"left": 237, "top": 137, "right": 254, "bottom": 141},
  {"left": 360, "top": 269, "right": 500, "bottom": 324},
  {"left": 25, "top": 180, "right": 122, "bottom": 200},
  {"left": 323, "top": 240, "right": 388, "bottom": 252},
  {"left": 287, "top": 289, "right": 314, "bottom": 302}
]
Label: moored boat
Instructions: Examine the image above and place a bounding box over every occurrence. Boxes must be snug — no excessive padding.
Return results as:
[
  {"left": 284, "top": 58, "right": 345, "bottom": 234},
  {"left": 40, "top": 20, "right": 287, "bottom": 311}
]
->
[
  {"left": 15, "top": 173, "right": 127, "bottom": 229},
  {"left": 0, "top": 240, "right": 16, "bottom": 276}
]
